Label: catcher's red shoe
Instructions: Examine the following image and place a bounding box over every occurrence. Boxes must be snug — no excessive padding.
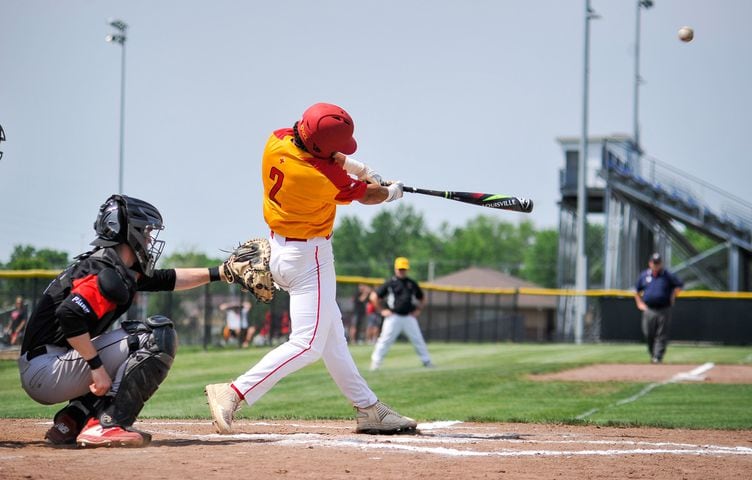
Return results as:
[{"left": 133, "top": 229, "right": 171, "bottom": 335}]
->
[{"left": 76, "top": 418, "right": 150, "bottom": 448}]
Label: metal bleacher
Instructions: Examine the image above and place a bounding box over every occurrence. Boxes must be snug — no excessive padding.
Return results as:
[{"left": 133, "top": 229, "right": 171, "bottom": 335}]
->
[{"left": 557, "top": 135, "right": 752, "bottom": 293}]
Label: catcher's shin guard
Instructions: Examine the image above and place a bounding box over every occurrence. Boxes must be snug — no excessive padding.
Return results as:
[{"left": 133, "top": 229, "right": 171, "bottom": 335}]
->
[{"left": 99, "top": 316, "right": 177, "bottom": 428}]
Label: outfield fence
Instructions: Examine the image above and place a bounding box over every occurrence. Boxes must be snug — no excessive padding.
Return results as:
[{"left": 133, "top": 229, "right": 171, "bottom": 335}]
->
[{"left": 2, "top": 270, "right": 751, "bottom": 347}]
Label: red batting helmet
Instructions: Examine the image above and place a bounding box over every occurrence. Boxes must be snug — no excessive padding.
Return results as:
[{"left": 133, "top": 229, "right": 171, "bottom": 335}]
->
[{"left": 296, "top": 103, "right": 357, "bottom": 159}]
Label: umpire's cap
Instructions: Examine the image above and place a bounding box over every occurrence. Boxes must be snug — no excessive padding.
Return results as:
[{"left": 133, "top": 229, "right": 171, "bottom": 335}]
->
[{"left": 650, "top": 252, "right": 662, "bottom": 264}]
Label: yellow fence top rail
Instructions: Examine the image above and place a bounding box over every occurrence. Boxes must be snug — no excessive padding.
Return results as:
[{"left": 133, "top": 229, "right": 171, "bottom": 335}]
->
[{"left": 3, "top": 270, "right": 752, "bottom": 299}]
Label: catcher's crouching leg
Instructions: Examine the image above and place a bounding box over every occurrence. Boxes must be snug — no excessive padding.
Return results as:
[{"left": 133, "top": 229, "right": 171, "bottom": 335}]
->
[{"left": 77, "top": 315, "right": 177, "bottom": 448}]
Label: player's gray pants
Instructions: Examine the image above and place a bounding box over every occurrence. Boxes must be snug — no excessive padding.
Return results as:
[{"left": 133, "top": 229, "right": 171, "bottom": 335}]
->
[
  {"left": 641, "top": 307, "right": 672, "bottom": 361},
  {"left": 370, "top": 313, "right": 431, "bottom": 370},
  {"left": 18, "top": 325, "right": 160, "bottom": 406}
]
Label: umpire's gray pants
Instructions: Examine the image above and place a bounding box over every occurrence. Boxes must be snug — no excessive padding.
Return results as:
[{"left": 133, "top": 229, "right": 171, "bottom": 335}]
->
[
  {"left": 18, "top": 327, "right": 148, "bottom": 405},
  {"left": 641, "top": 307, "right": 672, "bottom": 361}
]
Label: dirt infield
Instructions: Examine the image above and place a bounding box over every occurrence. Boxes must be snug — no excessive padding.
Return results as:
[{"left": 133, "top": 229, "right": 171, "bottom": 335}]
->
[
  {"left": 529, "top": 363, "right": 752, "bottom": 384},
  {"left": 1, "top": 418, "right": 751, "bottom": 479},
  {"left": 2, "top": 363, "right": 751, "bottom": 479}
]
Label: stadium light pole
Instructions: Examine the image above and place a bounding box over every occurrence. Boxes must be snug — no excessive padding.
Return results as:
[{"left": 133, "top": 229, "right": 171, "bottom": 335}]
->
[
  {"left": 633, "top": 0, "right": 653, "bottom": 162},
  {"left": 106, "top": 19, "right": 128, "bottom": 195},
  {"left": 575, "top": 0, "right": 599, "bottom": 344}
]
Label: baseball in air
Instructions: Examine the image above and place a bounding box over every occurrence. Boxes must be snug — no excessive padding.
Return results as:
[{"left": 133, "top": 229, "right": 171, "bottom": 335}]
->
[{"left": 678, "top": 26, "right": 694, "bottom": 42}]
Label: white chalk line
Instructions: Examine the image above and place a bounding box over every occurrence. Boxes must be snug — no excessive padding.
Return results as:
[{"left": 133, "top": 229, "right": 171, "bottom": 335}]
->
[
  {"left": 576, "top": 362, "right": 715, "bottom": 420},
  {"left": 137, "top": 420, "right": 752, "bottom": 458}
]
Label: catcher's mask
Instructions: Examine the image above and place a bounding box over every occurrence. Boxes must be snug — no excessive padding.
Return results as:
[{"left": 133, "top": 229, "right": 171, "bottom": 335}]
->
[
  {"left": 91, "top": 194, "right": 165, "bottom": 276},
  {"left": 295, "top": 103, "right": 357, "bottom": 159}
]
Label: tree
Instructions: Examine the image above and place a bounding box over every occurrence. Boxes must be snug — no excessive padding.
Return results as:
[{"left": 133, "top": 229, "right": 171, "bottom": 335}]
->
[
  {"left": 146, "top": 250, "right": 227, "bottom": 335},
  {"left": 438, "top": 217, "right": 535, "bottom": 277},
  {"left": 332, "top": 216, "right": 371, "bottom": 276},
  {"left": 3, "top": 245, "right": 70, "bottom": 270},
  {"left": 334, "top": 204, "right": 441, "bottom": 278},
  {"left": 521, "top": 228, "right": 559, "bottom": 288},
  {"left": 586, "top": 223, "right": 605, "bottom": 287},
  {"left": 161, "top": 251, "right": 222, "bottom": 268}
]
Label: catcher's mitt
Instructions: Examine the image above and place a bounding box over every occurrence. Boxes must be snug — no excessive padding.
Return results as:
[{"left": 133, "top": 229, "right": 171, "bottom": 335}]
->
[{"left": 222, "top": 238, "right": 275, "bottom": 303}]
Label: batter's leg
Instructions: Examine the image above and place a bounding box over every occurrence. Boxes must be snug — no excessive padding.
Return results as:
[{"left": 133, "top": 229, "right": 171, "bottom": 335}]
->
[
  {"left": 232, "top": 242, "right": 336, "bottom": 406},
  {"left": 321, "top": 315, "right": 378, "bottom": 408}
]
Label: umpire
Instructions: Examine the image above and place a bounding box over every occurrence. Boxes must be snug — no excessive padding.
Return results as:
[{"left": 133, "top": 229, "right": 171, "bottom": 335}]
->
[{"left": 634, "top": 253, "right": 683, "bottom": 364}]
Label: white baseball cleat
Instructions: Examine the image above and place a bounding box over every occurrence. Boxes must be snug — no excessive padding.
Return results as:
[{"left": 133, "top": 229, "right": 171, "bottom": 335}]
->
[
  {"left": 355, "top": 401, "right": 417, "bottom": 434},
  {"left": 205, "top": 383, "right": 242, "bottom": 434}
]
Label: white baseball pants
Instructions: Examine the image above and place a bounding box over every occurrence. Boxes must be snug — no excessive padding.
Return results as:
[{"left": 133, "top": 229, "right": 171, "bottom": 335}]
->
[
  {"left": 370, "top": 313, "right": 431, "bottom": 370},
  {"left": 231, "top": 234, "right": 378, "bottom": 409}
]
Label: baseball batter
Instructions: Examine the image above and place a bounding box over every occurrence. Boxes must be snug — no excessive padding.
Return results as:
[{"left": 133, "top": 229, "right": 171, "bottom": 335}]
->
[
  {"left": 19, "top": 194, "right": 228, "bottom": 447},
  {"left": 205, "top": 102, "right": 417, "bottom": 434}
]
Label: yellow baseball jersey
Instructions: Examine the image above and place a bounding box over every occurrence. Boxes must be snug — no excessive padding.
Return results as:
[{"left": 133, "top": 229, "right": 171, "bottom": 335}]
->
[{"left": 262, "top": 128, "right": 367, "bottom": 239}]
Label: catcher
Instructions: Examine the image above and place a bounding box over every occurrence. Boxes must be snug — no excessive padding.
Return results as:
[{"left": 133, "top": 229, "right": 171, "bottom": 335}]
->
[{"left": 19, "top": 194, "right": 240, "bottom": 448}]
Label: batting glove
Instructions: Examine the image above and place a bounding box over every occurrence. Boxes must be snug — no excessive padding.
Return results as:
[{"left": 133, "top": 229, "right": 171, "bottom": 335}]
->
[
  {"left": 361, "top": 167, "right": 383, "bottom": 186},
  {"left": 342, "top": 156, "right": 383, "bottom": 185},
  {"left": 385, "top": 181, "right": 404, "bottom": 202}
]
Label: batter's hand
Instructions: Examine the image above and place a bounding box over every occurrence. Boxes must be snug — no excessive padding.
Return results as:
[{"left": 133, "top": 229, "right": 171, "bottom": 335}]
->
[
  {"left": 89, "top": 366, "right": 112, "bottom": 396},
  {"left": 385, "top": 181, "right": 404, "bottom": 202},
  {"left": 361, "top": 166, "right": 383, "bottom": 186}
]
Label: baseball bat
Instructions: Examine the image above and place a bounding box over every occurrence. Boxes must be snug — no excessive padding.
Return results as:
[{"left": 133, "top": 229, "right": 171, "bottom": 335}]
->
[{"left": 395, "top": 185, "right": 534, "bottom": 213}]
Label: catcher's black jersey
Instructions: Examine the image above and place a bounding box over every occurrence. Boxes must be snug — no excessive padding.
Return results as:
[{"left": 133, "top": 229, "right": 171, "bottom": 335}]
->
[{"left": 21, "top": 248, "right": 176, "bottom": 354}]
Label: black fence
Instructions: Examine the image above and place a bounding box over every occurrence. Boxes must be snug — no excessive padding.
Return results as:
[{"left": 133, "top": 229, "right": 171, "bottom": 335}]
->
[
  {"left": 599, "top": 297, "right": 752, "bottom": 345},
  {"left": 1, "top": 274, "right": 750, "bottom": 347}
]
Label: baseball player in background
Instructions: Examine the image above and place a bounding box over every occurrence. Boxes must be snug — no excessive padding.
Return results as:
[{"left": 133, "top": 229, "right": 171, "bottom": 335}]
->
[
  {"left": 369, "top": 257, "right": 434, "bottom": 371},
  {"left": 19, "top": 194, "right": 229, "bottom": 447},
  {"left": 205, "top": 102, "right": 418, "bottom": 435}
]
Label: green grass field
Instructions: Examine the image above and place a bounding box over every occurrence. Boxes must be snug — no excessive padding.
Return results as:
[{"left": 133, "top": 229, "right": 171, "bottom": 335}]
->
[{"left": 2, "top": 343, "right": 750, "bottom": 429}]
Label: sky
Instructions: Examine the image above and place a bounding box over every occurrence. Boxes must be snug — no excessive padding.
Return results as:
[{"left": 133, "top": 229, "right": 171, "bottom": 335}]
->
[{"left": 2, "top": 0, "right": 751, "bottom": 263}]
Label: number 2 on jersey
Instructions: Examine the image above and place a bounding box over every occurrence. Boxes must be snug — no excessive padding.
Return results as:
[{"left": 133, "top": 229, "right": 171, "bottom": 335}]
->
[{"left": 269, "top": 167, "right": 284, "bottom": 206}]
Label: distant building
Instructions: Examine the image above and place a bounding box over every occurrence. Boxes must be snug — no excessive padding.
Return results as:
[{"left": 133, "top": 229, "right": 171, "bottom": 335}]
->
[{"left": 423, "top": 267, "right": 556, "bottom": 342}]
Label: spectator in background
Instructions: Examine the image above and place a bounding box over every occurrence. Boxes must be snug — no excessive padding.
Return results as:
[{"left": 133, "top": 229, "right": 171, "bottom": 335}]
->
[
  {"left": 349, "top": 284, "right": 372, "bottom": 344},
  {"left": 365, "top": 300, "right": 381, "bottom": 345},
  {"left": 369, "top": 257, "right": 433, "bottom": 371},
  {"left": 634, "top": 253, "right": 684, "bottom": 364},
  {"left": 3, "top": 296, "right": 28, "bottom": 346},
  {"left": 252, "top": 310, "right": 291, "bottom": 347},
  {"left": 219, "top": 301, "right": 253, "bottom": 348}
]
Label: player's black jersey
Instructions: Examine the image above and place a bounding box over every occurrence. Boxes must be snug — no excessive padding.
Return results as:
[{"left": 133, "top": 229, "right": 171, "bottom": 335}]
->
[
  {"left": 375, "top": 276, "right": 424, "bottom": 315},
  {"left": 21, "top": 248, "right": 176, "bottom": 354}
]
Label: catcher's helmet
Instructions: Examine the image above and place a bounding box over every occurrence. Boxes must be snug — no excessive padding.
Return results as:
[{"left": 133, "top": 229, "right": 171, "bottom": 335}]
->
[
  {"left": 91, "top": 194, "right": 165, "bottom": 276},
  {"left": 296, "top": 103, "right": 357, "bottom": 159}
]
